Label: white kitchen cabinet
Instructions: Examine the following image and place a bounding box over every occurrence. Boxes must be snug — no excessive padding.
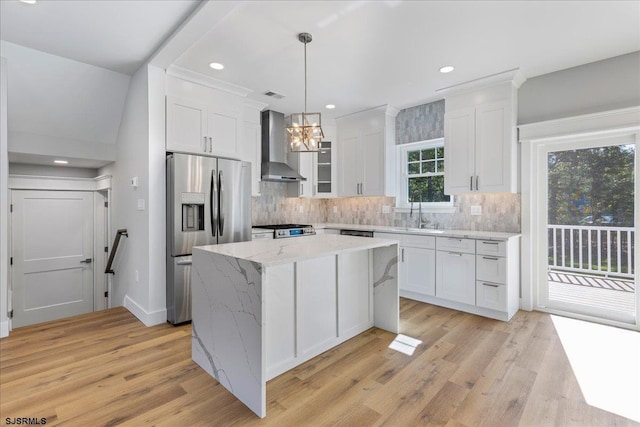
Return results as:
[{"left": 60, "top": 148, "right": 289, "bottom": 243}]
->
[
  {"left": 403, "top": 246, "right": 436, "bottom": 296},
  {"left": 286, "top": 151, "right": 316, "bottom": 198},
  {"left": 435, "top": 250, "right": 476, "bottom": 305},
  {"left": 441, "top": 69, "right": 525, "bottom": 195},
  {"left": 337, "top": 106, "right": 398, "bottom": 197},
  {"left": 240, "top": 122, "right": 262, "bottom": 196},
  {"left": 338, "top": 251, "right": 372, "bottom": 338},
  {"left": 166, "top": 96, "right": 208, "bottom": 154},
  {"left": 208, "top": 105, "right": 239, "bottom": 157}
]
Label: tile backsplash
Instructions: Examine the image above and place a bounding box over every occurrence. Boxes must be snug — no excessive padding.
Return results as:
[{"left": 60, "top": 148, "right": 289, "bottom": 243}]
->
[{"left": 253, "top": 181, "right": 521, "bottom": 233}]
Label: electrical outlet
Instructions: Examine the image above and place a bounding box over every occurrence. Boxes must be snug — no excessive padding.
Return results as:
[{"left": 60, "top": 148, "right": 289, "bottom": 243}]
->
[
  {"left": 131, "top": 176, "right": 138, "bottom": 189},
  {"left": 333, "top": 206, "right": 338, "bottom": 213},
  {"left": 298, "top": 205, "right": 304, "bottom": 213},
  {"left": 382, "top": 205, "right": 391, "bottom": 214},
  {"left": 471, "top": 205, "right": 482, "bottom": 216}
]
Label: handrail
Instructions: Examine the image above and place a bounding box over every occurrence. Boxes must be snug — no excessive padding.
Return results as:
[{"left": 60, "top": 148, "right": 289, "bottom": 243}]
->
[
  {"left": 105, "top": 229, "right": 128, "bottom": 275},
  {"left": 548, "top": 224, "right": 634, "bottom": 278}
]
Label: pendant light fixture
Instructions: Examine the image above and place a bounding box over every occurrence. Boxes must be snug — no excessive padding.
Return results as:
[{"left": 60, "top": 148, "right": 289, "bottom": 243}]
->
[{"left": 286, "top": 32, "right": 324, "bottom": 152}]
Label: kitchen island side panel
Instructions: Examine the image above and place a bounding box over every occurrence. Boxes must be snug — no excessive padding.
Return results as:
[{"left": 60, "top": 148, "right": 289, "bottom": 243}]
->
[
  {"left": 373, "top": 245, "right": 400, "bottom": 333},
  {"left": 191, "top": 249, "right": 266, "bottom": 417}
]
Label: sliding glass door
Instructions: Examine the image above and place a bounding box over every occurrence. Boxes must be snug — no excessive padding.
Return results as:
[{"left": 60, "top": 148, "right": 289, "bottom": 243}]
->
[{"left": 539, "top": 134, "right": 636, "bottom": 324}]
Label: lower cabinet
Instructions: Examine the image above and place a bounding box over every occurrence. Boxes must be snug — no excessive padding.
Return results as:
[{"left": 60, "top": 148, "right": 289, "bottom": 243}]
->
[
  {"left": 403, "top": 246, "right": 436, "bottom": 296},
  {"left": 374, "top": 232, "right": 520, "bottom": 321},
  {"left": 435, "top": 251, "right": 476, "bottom": 304}
]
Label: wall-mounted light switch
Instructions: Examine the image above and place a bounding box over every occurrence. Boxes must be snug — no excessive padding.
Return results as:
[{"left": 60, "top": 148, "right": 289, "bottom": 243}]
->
[
  {"left": 131, "top": 176, "right": 138, "bottom": 189},
  {"left": 382, "top": 205, "right": 391, "bottom": 214},
  {"left": 333, "top": 206, "right": 338, "bottom": 213},
  {"left": 298, "top": 205, "right": 304, "bottom": 213},
  {"left": 137, "top": 199, "right": 145, "bottom": 211}
]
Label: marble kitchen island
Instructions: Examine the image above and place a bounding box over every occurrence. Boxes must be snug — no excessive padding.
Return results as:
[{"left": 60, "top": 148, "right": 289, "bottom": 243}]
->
[{"left": 191, "top": 234, "right": 399, "bottom": 418}]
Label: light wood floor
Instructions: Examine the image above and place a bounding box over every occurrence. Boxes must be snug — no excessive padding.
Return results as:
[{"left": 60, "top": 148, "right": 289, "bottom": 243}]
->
[{"left": 1, "top": 300, "right": 637, "bottom": 426}]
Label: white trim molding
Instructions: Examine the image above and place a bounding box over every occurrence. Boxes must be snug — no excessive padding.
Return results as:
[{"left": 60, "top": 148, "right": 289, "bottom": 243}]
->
[
  {"left": 9, "top": 174, "right": 112, "bottom": 191},
  {"left": 520, "top": 106, "right": 640, "bottom": 329},
  {"left": 124, "top": 295, "right": 167, "bottom": 327},
  {"left": 436, "top": 68, "right": 526, "bottom": 96}
]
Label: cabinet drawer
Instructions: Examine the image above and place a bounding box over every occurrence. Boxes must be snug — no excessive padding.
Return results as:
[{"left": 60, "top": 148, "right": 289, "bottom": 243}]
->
[
  {"left": 476, "top": 281, "right": 507, "bottom": 311},
  {"left": 402, "top": 234, "right": 435, "bottom": 249},
  {"left": 476, "top": 255, "right": 506, "bottom": 284},
  {"left": 436, "top": 237, "right": 475, "bottom": 254},
  {"left": 476, "top": 240, "right": 507, "bottom": 256}
]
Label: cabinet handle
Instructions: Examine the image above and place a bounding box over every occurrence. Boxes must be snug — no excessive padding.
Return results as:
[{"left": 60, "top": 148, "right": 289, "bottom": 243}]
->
[
  {"left": 301, "top": 183, "right": 304, "bottom": 195},
  {"left": 482, "top": 256, "right": 499, "bottom": 261},
  {"left": 209, "top": 137, "right": 213, "bottom": 153},
  {"left": 482, "top": 283, "right": 499, "bottom": 288},
  {"left": 470, "top": 176, "right": 473, "bottom": 191},
  {"left": 447, "top": 252, "right": 463, "bottom": 256},
  {"left": 475, "top": 175, "right": 479, "bottom": 191},
  {"left": 203, "top": 136, "right": 208, "bottom": 152},
  {"left": 481, "top": 241, "right": 499, "bottom": 245},
  {"left": 401, "top": 248, "right": 405, "bottom": 262}
]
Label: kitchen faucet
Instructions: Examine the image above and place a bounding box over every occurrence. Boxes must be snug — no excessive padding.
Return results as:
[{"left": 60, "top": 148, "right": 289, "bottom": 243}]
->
[{"left": 410, "top": 193, "right": 429, "bottom": 229}]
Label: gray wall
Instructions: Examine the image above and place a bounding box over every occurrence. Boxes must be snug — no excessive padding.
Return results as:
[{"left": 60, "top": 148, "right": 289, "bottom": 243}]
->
[{"left": 519, "top": 51, "right": 640, "bottom": 124}]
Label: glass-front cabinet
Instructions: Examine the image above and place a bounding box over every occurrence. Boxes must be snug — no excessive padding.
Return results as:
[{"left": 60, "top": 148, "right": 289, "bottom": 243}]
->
[{"left": 316, "top": 141, "right": 333, "bottom": 195}]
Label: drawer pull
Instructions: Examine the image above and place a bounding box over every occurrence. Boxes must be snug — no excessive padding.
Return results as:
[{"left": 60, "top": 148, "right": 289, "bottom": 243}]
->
[
  {"left": 482, "top": 256, "right": 499, "bottom": 261},
  {"left": 481, "top": 241, "right": 499, "bottom": 245},
  {"left": 447, "top": 252, "right": 463, "bottom": 256},
  {"left": 447, "top": 238, "right": 463, "bottom": 242},
  {"left": 482, "top": 283, "right": 499, "bottom": 288}
]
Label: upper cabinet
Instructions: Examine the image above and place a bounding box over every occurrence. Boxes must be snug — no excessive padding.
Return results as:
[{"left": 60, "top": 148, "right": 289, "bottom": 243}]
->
[
  {"left": 165, "top": 67, "right": 267, "bottom": 196},
  {"left": 337, "top": 106, "right": 399, "bottom": 197},
  {"left": 166, "top": 96, "right": 239, "bottom": 157},
  {"left": 287, "top": 121, "right": 338, "bottom": 198},
  {"left": 440, "top": 69, "right": 526, "bottom": 195}
]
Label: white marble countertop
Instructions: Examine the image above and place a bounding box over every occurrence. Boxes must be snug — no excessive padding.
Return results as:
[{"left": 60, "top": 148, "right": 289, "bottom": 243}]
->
[
  {"left": 312, "top": 223, "right": 520, "bottom": 241},
  {"left": 194, "top": 234, "right": 398, "bottom": 267}
]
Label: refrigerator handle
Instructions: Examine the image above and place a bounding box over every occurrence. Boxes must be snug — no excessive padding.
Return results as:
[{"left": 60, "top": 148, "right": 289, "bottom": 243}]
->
[
  {"left": 210, "top": 169, "right": 217, "bottom": 237},
  {"left": 218, "top": 170, "right": 225, "bottom": 236}
]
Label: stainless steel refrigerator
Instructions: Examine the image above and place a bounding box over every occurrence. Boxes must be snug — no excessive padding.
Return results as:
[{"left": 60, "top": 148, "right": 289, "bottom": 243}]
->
[{"left": 166, "top": 152, "right": 252, "bottom": 324}]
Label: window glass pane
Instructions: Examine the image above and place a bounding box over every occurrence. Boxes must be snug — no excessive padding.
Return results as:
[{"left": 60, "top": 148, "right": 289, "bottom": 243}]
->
[
  {"left": 408, "top": 162, "right": 420, "bottom": 174},
  {"left": 436, "top": 147, "right": 444, "bottom": 159},
  {"left": 408, "top": 176, "right": 451, "bottom": 203},
  {"left": 422, "top": 149, "right": 435, "bottom": 160},
  {"left": 436, "top": 160, "right": 444, "bottom": 172},
  {"left": 408, "top": 151, "right": 420, "bottom": 162},
  {"left": 423, "top": 161, "right": 435, "bottom": 173}
]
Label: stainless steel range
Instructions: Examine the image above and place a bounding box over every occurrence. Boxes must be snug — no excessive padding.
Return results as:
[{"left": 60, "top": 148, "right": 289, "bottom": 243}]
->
[{"left": 255, "top": 224, "right": 315, "bottom": 239}]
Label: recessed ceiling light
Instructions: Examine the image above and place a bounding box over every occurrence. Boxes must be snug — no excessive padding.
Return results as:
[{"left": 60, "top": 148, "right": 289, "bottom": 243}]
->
[
  {"left": 19, "top": 0, "right": 37, "bottom": 4},
  {"left": 325, "top": 104, "right": 336, "bottom": 109},
  {"left": 54, "top": 160, "right": 68, "bottom": 165},
  {"left": 439, "top": 65, "right": 455, "bottom": 74},
  {"left": 209, "top": 62, "right": 224, "bottom": 70}
]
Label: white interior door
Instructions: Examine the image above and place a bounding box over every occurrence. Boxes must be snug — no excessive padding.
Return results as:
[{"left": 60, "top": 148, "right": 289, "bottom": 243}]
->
[{"left": 11, "top": 190, "right": 94, "bottom": 328}]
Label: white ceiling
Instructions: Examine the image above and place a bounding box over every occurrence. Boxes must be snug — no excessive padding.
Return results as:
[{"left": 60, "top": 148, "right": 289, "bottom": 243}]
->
[
  {"left": 0, "top": 0, "right": 200, "bottom": 75},
  {"left": 174, "top": 1, "right": 640, "bottom": 119}
]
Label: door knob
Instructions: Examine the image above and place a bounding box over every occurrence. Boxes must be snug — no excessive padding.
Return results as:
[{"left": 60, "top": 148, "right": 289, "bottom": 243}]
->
[{"left": 80, "top": 258, "right": 93, "bottom": 264}]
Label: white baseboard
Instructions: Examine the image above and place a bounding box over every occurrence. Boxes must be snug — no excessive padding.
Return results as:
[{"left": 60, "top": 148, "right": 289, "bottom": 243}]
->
[
  {"left": 0, "top": 320, "right": 9, "bottom": 338},
  {"left": 123, "top": 295, "right": 167, "bottom": 327}
]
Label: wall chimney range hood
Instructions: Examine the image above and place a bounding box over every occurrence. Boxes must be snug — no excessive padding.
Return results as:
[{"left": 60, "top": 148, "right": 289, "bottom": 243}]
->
[{"left": 261, "top": 110, "right": 307, "bottom": 181}]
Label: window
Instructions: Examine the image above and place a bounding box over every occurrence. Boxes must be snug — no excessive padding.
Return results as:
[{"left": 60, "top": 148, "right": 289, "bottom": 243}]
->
[{"left": 397, "top": 138, "right": 453, "bottom": 211}]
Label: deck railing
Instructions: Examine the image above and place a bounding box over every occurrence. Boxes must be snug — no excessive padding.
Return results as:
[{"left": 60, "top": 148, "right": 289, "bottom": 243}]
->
[{"left": 548, "top": 224, "right": 634, "bottom": 278}]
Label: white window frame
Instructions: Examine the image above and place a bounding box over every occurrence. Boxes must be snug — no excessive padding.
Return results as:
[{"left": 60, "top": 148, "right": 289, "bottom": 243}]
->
[{"left": 395, "top": 138, "right": 455, "bottom": 213}]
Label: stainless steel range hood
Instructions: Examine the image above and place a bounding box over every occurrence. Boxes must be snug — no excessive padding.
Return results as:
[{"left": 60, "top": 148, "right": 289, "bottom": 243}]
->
[{"left": 261, "top": 110, "right": 306, "bottom": 181}]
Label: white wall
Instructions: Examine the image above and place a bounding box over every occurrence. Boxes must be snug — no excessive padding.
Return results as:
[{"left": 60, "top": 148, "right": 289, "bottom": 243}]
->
[
  {"left": 101, "top": 65, "right": 151, "bottom": 320},
  {"left": 99, "top": 64, "right": 166, "bottom": 326},
  {"left": 519, "top": 51, "right": 640, "bottom": 124},
  {"left": 147, "top": 65, "right": 167, "bottom": 317},
  {"left": 1, "top": 41, "right": 129, "bottom": 163},
  {"left": 1, "top": 57, "right": 9, "bottom": 337}
]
